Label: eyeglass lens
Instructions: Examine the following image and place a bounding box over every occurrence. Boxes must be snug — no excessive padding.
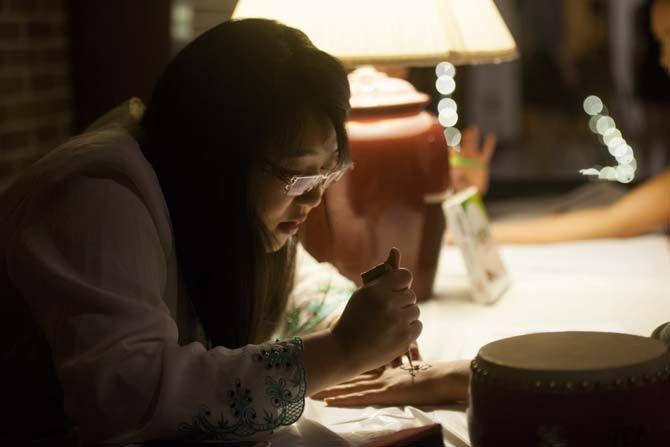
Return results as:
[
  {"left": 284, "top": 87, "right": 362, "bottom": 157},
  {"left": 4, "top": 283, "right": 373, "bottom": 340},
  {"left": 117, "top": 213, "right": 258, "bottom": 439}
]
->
[{"left": 286, "top": 171, "right": 344, "bottom": 196}]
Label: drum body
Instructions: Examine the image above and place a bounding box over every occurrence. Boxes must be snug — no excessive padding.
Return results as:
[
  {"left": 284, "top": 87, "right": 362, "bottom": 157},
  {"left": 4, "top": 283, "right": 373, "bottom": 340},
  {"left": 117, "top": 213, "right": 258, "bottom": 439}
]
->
[{"left": 469, "top": 332, "right": 670, "bottom": 447}]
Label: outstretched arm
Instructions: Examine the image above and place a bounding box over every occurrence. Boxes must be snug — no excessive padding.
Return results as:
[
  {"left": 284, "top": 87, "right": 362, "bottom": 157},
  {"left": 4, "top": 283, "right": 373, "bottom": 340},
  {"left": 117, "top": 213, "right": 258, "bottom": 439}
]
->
[{"left": 492, "top": 170, "right": 670, "bottom": 244}]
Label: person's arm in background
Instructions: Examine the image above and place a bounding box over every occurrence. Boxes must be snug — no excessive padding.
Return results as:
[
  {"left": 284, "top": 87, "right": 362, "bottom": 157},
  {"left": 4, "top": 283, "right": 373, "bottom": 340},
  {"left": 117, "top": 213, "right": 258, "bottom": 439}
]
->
[{"left": 492, "top": 169, "right": 670, "bottom": 243}]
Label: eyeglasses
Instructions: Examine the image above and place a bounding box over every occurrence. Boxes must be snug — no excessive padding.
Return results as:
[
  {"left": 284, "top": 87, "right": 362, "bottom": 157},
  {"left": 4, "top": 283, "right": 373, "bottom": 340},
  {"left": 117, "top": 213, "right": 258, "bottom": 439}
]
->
[{"left": 264, "top": 161, "right": 352, "bottom": 196}]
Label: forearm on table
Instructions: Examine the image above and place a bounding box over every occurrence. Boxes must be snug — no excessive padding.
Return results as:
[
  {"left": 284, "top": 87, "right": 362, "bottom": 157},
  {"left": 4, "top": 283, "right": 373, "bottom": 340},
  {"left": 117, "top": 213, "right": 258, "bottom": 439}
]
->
[
  {"left": 431, "top": 360, "right": 472, "bottom": 403},
  {"left": 491, "top": 207, "right": 616, "bottom": 244},
  {"left": 492, "top": 171, "right": 670, "bottom": 244},
  {"left": 605, "top": 170, "right": 670, "bottom": 237}
]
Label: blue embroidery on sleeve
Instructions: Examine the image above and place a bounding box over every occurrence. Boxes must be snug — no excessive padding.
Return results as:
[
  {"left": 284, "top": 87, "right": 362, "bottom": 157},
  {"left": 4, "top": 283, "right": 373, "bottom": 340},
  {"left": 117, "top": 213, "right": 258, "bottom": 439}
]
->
[{"left": 178, "top": 338, "right": 306, "bottom": 440}]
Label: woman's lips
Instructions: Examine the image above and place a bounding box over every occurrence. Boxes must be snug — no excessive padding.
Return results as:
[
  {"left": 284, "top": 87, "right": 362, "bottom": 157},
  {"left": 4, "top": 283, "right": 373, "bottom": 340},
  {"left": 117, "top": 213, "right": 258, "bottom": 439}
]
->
[{"left": 277, "top": 221, "right": 301, "bottom": 235}]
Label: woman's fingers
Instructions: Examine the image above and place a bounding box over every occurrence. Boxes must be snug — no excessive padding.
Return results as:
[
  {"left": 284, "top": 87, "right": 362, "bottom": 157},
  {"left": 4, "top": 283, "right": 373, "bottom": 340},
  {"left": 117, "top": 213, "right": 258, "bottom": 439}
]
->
[
  {"left": 394, "top": 289, "right": 417, "bottom": 309},
  {"left": 354, "top": 367, "right": 386, "bottom": 380},
  {"left": 312, "top": 368, "right": 385, "bottom": 399},
  {"left": 387, "top": 268, "right": 413, "bottom": 292},
  {"left": 409, "top": 342, "right": 422, "bottom": 361},
  {"left": 458, "top": 126, "right": 497, "bottom": 161},
  {"left": 386, "top": 247, "right": 400, "bottom": 269},
  {"left": 324, "top": 388, "right": 391, "bottom": 407},
  {"left": 327, "top": 369, "right": 382, "bottom": 387},
  {"left": 481, "top": 132, "right": 497, "bottom": 162},
  {"left": 410, "top": 320, "right": 424, "bottom": 339},
  {"left": 401, "top": 304, "right": 420, "bottom": 323},
  {"left": 460, "top": 126, "right": 479, "bottom": 154},
  {"left": 312, "top": 379, "right": 382, "bottom": 400}
]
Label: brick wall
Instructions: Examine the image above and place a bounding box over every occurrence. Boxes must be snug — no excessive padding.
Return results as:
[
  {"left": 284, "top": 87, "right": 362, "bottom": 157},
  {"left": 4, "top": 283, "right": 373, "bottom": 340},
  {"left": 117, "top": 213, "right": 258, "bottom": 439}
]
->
[{"left": 0, "top": 0, "right": 72, "bottom": 192}]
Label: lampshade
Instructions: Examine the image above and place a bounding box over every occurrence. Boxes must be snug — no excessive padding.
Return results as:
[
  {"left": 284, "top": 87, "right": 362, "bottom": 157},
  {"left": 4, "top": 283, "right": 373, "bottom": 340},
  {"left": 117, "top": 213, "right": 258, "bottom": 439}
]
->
[{"left": 232, "top": 0, "right": 518, "bottom": 66}]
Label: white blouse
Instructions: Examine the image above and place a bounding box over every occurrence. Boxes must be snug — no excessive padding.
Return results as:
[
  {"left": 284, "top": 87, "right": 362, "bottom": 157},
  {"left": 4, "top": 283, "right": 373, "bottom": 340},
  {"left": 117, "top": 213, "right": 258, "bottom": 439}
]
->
[{"left": 0, "top": 118, "right": 354, "bottom": 445}]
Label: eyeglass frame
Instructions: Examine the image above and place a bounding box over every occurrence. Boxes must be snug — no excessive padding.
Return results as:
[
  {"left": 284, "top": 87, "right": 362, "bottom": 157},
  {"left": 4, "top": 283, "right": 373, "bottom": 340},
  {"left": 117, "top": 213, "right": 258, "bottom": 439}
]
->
[{"left": 262, "top": 160, "right": 353, "bottom": 196}]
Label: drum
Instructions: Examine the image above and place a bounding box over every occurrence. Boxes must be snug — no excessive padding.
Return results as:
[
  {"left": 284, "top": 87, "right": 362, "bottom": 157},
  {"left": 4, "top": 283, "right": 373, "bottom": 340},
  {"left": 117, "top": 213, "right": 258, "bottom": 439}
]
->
[{"left": 468, "top": 331, "right": 670, "bottom": 447}]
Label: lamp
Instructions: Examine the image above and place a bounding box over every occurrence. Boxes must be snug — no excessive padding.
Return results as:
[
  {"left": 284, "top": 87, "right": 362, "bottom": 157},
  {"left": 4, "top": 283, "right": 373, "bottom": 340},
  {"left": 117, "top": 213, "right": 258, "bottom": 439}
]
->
[
  {"left": 233, "top": 0, "right": 518, "bottom": 300},
  {"left": 232, "top": 0, "right": 517, "bottom": 66}
]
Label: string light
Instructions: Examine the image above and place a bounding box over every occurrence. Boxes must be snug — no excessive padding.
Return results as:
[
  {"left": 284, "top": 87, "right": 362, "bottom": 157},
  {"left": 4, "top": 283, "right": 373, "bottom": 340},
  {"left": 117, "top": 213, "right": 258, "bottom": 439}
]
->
[
  {"left": 444, "top": 126, "right": 462, "bottom": 146},
  {"left": 435, "top": 61, "right": 461, "bottom": 150},
  {"left": 579, "top": 95, "right": 637, "bottom": 184},
  {"left": 436, "top": 61, "right": 456, "bottom": 78},
  {"left": 437, "top": 98, "right": 457, "bottom": 113},
  {"left": 438, "top": 109, "right": 458, "bottom": 127},
  {"left": 595, "top": 116, "right": 615, "bottom": 134},
  {"left": 583, "top": 95, "right": 603, "bottom": 115},
  {"left": 602, "top": 128, "right": 622, "bottom": 145},
  {"left": 436, "top": 76, "right": 456, "bottom": 95}
]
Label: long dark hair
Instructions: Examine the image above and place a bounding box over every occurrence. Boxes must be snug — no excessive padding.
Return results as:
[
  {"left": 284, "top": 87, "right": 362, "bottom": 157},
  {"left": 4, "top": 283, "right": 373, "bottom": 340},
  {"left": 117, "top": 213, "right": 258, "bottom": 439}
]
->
[{"left": 140, "top": 19, "right": 351, "bottom": 348}]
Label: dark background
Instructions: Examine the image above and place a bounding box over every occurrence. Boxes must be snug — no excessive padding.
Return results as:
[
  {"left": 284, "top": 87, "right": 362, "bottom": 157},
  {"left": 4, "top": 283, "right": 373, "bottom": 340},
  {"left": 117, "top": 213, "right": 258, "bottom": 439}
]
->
[{"left": 1, "top": 0, "right": 668, "bottom": 198}]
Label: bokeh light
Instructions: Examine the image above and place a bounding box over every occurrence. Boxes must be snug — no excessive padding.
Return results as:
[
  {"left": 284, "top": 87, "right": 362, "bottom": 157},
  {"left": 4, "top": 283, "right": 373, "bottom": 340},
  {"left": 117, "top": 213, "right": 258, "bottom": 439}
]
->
[
  {"left": 436, "top": 61, "right": 456, "bottom": 78},
  {"left": 595, "top": 116, "right": 615, "bottom": 134},
  {"left": 436, "top": 76, "right": 456, "bottom": 95},
  {"left": 438, "top": 109, "right": 458, "bottom": 127},
  {"left": 437, "top": 98, "right": 458, "bottom": 114},
  {"left": 588, "top": 115, "right": 601, "bottom": 133},
  {"left": 583, "top": 95, "right": 603, "bottom": 115},
  {"left": 616, "top": 165, "right": 634, "bottom": 183},
  {"left": 444, "top": 127, "right": 462, "bottom": 147},
  {"left": 581, "top": 94, "right": 637, "bottom": 183},
  {"left": 579, "top": 168, "right": 600, "bottom": 176},
  {"left": 615, "top": 152, "right": 635, "bottom": 165},
  {"left": 598, "top": 166, "right": 617, "bottom": 181},
  {"left": 603, "top": 128, "right": 622, "bottom": 146}
]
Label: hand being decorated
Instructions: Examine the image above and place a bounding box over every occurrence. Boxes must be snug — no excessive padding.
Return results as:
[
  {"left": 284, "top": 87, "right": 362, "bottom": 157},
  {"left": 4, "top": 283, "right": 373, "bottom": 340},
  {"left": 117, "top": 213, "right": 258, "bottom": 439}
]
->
[{"left": 449, "top": 126, "right": 496, "bottom": 196}]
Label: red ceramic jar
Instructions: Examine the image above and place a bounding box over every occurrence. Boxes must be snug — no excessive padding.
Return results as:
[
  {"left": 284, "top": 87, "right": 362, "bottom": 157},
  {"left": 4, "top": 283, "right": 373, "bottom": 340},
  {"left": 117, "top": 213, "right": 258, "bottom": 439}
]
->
[{"left": 303, "top": 68, "right": 450, "bottom": 300}]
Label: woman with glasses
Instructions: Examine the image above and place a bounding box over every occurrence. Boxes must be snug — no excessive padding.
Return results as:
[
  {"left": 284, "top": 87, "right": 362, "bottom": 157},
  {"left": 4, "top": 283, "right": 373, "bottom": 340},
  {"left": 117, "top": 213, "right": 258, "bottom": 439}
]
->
[{"left": 0, "top": 19, "right": 422, "bottom": 445}]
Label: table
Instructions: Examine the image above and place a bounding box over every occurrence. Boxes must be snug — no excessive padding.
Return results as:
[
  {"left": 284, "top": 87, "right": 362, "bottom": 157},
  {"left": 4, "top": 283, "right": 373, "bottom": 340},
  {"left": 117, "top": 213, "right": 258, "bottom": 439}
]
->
[{"left": 274, "top": 234, "right": 670, "bottom": 446}]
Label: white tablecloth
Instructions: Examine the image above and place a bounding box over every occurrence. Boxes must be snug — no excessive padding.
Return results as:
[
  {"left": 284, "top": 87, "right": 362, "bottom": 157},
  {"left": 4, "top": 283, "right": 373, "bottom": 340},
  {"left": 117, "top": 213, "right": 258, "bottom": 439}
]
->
[{"left": 274, "top": 234, "right": 670, "bottom": 446}]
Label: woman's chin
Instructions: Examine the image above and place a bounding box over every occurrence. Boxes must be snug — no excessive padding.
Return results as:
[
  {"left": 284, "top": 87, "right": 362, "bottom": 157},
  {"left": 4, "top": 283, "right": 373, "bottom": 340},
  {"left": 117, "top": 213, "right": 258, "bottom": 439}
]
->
[{"left": 266, "top": 233, "right": 291, "bottom": 253}]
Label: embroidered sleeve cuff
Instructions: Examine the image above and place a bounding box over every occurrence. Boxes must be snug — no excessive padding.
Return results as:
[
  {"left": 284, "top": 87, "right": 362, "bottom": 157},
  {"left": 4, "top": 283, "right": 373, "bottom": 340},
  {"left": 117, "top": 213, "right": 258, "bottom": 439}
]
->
[{"left": 178, "top": 338, "right": 306, "bottom": 441}]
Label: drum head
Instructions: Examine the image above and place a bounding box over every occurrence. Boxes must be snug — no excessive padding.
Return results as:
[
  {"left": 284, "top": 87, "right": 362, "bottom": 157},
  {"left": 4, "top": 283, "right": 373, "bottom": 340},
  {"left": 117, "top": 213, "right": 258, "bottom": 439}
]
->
[{"left": 479, "top": 331, "right": 667, "bottom": 372}]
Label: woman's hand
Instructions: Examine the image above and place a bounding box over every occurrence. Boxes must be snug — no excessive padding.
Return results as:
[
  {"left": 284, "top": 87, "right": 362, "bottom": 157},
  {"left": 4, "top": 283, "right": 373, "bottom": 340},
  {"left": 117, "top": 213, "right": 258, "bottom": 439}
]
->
[
  {"left": 449, "top": 126, "right": 496, "bottom": 196},
  {"left": 312, "top": 360, "right": 471, "bottom": 407},
  {"left": 330, "top": 248, "right": 422, "bottom": 376},
  {"left": 390, "top": 340, "right": 421, "bottom": 367}
]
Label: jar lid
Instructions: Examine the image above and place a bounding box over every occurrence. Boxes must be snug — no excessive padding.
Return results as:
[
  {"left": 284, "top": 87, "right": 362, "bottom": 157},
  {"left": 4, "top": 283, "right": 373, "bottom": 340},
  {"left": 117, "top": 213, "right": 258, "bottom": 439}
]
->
[{"left": 348, "top": 66, "right": 429, "bottom": 112}]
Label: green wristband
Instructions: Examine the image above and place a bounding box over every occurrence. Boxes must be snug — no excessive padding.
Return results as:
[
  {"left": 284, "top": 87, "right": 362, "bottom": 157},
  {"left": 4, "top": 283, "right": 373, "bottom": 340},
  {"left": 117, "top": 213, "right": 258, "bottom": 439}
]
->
[{"left": 449, "top": 153, "right": 484, "bottom": 169}]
